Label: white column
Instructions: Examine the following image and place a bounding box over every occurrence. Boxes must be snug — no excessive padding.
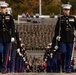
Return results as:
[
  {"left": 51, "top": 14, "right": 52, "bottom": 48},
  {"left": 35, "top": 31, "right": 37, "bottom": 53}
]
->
[{"left": 39, "top": 0, "right": 42, "bottom": 15}]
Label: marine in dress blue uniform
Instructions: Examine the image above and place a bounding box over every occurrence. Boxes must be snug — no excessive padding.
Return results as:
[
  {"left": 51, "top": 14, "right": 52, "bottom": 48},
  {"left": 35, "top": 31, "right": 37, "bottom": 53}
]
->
[
  {"left": 15, "top": 38, "right": 21, "bottom": 73},
  {"left": 52, "top": 38, "right": 61, "bottom": 73},
  {"left": 0, "top": 2, "right": 15, "bottom": 73},
  {"left": 15, "top": 39, "right": 24, "bottom": 73},
  {"left": 20, "top": 43, "right": 26, "bottom": 72},
  {"left": 18, "top": 43, "right": 24, "bottom": 73},
  {"left": 54, "top": 4, "right": 76, "bottom": 73},
  {"left": 10, "top": 29, "right": 20, "bottom": 72},
  {"left": 44, "top": 45, "right": 56, "bottom": 73}
]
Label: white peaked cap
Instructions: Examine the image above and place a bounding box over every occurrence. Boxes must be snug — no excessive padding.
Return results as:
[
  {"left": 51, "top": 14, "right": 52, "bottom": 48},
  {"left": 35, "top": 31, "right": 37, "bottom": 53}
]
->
[
  {"left": 62, "top": 4, "right": 72, "bottom": 9},
  {"left": 0, "top": 2, "right": 9, "bottom": 7},
  {"left": 21, "top": 43, "right": 24, "bottom": 47}
]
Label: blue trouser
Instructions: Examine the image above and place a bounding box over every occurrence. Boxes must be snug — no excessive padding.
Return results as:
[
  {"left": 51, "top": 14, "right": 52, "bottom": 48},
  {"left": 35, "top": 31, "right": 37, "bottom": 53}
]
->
[
  {"left": 15, "top": 57, "right": 23, "bottom": 73},
  {"left": 0, "top": 42, "right": 10, "bottom": 72},
  {"left": 46, "top": 59, "right": 57, "bottom": 73},
  {"left": 51, "top": 57, "right": 58, "bottom": 72},
  {"left": 10, "top": 49, "right": 16, "bottom": 72},
  {"left": 0, "top": 53, "right": 2, "bottom": 70},
  {"left": 56, "top": 51, "right": 61, "bottom": 72},
  {"left": 19, "top": 57, "right": 23, "bottom": 72},
  {"left": 15, "top": 57, "right": 19, "bottom": 73},
  {"left": 21, "top": 60, "right": 25, "bottom": 72},
  {"left": 52, "top": 42, "right": 61, "bottom": 72},
  {"left": 46, "top": 60, "right": 52, "bottom": 72},
  {"left": 71, "top": 66, "right": 75, "bottom": 72},
  {"left": 60, "top": 42, "right": 73, "bottom": 71}
]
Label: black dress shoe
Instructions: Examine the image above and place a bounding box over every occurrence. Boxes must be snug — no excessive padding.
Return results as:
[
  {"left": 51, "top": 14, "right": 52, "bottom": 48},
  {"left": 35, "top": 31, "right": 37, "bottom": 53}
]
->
[
  {"left": 66, "top": 70, "right": 71, "bottom": 73},
  {"left": 2, "top": 72, "right": 7, "bottom": 74},
  {"left": 62, "top": 69, "right": 66, "bottom": 73},
  {"left": 1, "top": 70, "right": 7, "bottom": 74}
]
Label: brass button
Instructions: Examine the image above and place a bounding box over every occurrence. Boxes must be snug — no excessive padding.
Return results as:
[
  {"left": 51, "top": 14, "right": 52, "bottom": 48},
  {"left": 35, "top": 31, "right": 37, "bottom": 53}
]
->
[
  {"left": 2, "top": 20, "right": 4, "bottom": 23},
  {"left": 2, "top": 25, "right": 4, "bottom": 27},
  {"left": 66, "top": 20, "right": 68, "bottom": 24},
  {"left": 3, "top": 15, "right": 4, "bottom": 18},
  {"left": 66, "top": 26, "right": 68, "bottom": 31},
  {"left": 66, "top": 17, "right": 68, "bottom": 18},
  {"left": 3, "top": 19, "right": 4, "bottom": 21},
  {"left": 3, "top": 28, "right": 6, "bottom": 31}
]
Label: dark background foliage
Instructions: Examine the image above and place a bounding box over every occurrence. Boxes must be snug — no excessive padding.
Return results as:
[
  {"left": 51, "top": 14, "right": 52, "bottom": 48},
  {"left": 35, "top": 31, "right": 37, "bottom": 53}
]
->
[{"left": 0, "top": 0, "right": 76, "bottom": 19}]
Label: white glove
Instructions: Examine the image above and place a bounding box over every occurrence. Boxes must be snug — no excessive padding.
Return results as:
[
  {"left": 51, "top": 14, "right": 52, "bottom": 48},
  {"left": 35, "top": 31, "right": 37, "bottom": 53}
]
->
[
  {"left": 17, "top": 48, "right": 20, "bottom": 53},
  {"left": 53, "top": 49, "right": 56, "bottom": 52},
  {"left": 54, "top": 45, "right": 58, "bottom": 50},
  {"left": 23, "top": 57, "right": 25, "bottom": 61},
  {"left": 11, "top": 37, "right": 15, "bottom": 42},
  {"left": 19, "top": 52, "right": 22, "bottom": 56},
  {"left": 19, "top": 52, "right": 23, "bottom": 57},
  {"left": 50, "top": 53, "right": 53, "bottom": 58},
  {"left": 21, "top": 54, "right": 23, "bottom": 57},
  {"left": 45, "top": 58, "right": 47, "bottom": 61},
  {"left": 9, "top": 56, "right": 10, "bottom": 61},
  {"left": 56, "top": 36, "right": 61, "bottom": 41}
]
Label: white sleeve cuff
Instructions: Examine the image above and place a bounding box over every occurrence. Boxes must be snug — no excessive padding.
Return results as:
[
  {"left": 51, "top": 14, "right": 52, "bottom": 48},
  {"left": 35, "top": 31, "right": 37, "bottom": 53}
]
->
[
  {"left": 17, "top": 48, "right": 20, "bottom": 53},
  {"left": 11, "top": 37, "right": 15, "bottom": 42},
  {"left": 19, "top": 52, "right": 23, "bottom": 57}
]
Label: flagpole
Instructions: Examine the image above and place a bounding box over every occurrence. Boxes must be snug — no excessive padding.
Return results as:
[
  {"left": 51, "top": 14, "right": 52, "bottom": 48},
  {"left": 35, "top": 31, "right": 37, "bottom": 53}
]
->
[{"left": 39, "top": 0, "right": 42, "bottom": 15}]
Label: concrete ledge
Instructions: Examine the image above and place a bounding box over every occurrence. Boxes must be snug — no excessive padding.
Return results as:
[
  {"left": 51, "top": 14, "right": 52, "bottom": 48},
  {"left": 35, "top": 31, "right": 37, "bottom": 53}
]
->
[{"left": 1, "top": 73, "right": 76, "bottom": 75}]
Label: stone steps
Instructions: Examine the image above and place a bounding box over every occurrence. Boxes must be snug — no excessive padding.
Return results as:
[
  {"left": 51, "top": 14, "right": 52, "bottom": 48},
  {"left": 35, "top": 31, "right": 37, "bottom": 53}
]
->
[{"left": 1, "top": 73, "right": 76, "bottom": 75}]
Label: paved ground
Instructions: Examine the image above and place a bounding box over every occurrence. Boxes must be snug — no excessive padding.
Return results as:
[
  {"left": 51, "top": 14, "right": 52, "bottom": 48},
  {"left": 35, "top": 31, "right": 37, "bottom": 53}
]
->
[{"left": 0, "top": 73, "right": 76, "bottom": 75}]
